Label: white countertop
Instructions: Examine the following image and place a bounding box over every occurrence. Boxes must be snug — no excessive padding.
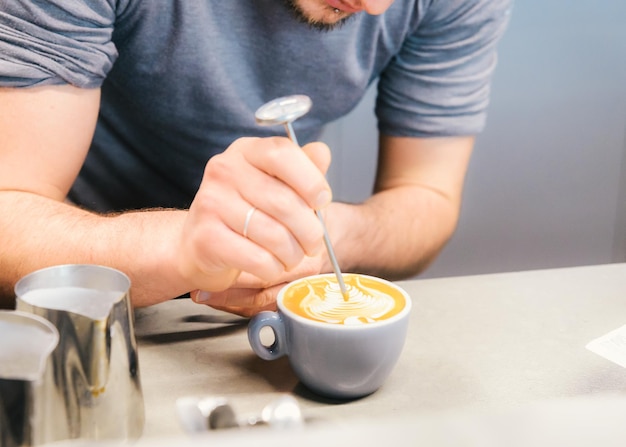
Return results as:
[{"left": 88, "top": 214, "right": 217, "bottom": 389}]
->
[{"left": 132, "top": 263, "right": 626, "bottom": 445}]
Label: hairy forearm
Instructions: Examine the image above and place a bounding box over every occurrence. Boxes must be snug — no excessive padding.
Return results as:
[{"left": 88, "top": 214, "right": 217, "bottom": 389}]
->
[
  {"left": 329, "top": 185, "right": 459, "bottom": 280},
  {"left": 0, "top": 191, "right": 188, "bottom": 308}
]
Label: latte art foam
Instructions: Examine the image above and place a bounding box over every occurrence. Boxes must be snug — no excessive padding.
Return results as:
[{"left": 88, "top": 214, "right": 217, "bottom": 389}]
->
[{"left": 282, "top": 274, "right": 405, "bottom": 325}]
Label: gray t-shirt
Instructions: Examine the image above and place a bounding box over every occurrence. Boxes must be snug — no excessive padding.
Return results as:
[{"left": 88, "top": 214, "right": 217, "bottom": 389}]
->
[{"left": 0, "top": 0, "right": 512, "bottom": 212}]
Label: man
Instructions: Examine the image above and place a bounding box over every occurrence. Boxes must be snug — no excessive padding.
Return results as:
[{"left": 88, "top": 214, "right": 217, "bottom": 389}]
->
[{"left": 0, "top": 0, "right": 512, "bottom": 315}]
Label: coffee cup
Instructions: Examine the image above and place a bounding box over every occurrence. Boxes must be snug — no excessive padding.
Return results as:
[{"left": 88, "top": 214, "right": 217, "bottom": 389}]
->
[{"left": 247, "top": 273, "right": 411, "bottom": 399}]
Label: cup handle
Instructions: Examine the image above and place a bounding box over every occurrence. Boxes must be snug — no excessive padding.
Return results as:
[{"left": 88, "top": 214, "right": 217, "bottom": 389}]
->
[{"left": 247, "top": 311, "right": 287, "bottom": 361}]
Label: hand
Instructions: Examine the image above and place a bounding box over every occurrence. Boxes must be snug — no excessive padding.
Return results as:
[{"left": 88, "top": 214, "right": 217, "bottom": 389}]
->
[
  {"left": 176, "top": 137, "right": 332, "bottom": 293},
  {"left": 190, "top": 252, "right": 326, "bottom": 317}
]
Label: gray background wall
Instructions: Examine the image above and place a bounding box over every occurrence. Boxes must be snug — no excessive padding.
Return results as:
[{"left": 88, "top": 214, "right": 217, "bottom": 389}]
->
[{"left": 321, "top": 0, "right": 626, "bottom": 278}]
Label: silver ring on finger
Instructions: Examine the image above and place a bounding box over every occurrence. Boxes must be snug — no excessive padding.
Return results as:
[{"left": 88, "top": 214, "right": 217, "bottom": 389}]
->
[{"left": 243, "top": 206, "right": 257, "bottom": 238}]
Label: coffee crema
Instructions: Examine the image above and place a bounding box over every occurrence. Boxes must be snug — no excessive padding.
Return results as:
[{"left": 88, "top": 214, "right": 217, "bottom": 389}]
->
[{"left": 282, "top": 274, "right": 405, "bottom": 325}]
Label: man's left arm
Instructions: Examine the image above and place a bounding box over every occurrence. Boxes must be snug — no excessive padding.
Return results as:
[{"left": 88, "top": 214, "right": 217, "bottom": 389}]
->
[{"left": 327, "top": 133, "right": 474, "bottom": 279}]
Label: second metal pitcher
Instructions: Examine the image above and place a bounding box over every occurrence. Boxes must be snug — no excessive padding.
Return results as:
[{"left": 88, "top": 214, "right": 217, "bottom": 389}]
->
[{"left": 0, "top": 310, "right": 60, "bottom": 447}]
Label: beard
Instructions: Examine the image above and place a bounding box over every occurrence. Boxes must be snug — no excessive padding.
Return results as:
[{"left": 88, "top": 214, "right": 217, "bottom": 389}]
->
[{"left": 282, "top": 0, "right": 354, "bottom": 31}]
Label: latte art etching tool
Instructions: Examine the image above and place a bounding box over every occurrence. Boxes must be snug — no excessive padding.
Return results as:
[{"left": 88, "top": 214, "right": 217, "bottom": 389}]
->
[{"left": 255, "top": 95, "right": 349, "bottom": 299}]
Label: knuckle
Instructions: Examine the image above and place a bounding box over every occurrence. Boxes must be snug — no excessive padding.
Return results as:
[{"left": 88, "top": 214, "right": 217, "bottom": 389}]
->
[
  {"left": 253, "top": 289, "right": 275, "bottom": 308},
  {"left": 304, "top": 219, "right": 324, "bottom": 244},
  {"left": 204, "top": 152, "right": 227, "bottom": 171},
  {"left": 265, "top": 137, "right": 294, "bottom": 160},
  {"left": 267, "top": 230, "right": 302, "bottom": 268},
  {"left": 193, "top": 188, "right": 229, "bottom": 217},
  {"left": 232, "top": 136, "right": 260, "bottom": 151},
  {"left": 203, "top": 153, "right": 234, "bottom": 182},
  {"left": 265, "top": 226, "right": 287, "bottom": 249},
  {"left": 268, "top": 193, "right": 294, "bottom": 215},
  {"left": 264, "top": 146, "right": 284, "bottom": 165}
]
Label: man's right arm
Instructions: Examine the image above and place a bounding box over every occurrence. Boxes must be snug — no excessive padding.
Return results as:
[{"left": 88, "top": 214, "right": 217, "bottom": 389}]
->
[
  {"left": 0, "top": 85, "right": 333, "bottom": 310},
  {"left": 0, "top": 84, "right": 192, "bottom": 308}
]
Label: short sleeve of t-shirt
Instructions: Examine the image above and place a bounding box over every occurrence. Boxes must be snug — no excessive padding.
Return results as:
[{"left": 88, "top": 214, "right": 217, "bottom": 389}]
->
[
  {"left": 0, "top": 0, "right": 120, "bottom": 88},
  {"left": 376, "top": 0, "right": 513, "bottom": 137}
]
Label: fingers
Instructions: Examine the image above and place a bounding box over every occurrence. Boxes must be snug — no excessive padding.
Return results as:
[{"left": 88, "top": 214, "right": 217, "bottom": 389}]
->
[
  {"left": 209, "top": 159, "right": 324, "bottom": 256},
  {"left": 238, "top": 137, "right": 332, "bottom": 211},
  {"left": 181, "top": 198, "right": 294, "bottom": 286},
  {"left": 179, "top": 136, "right": 333, "bottom": 292},
  {"left": 237, "top": 138, "right": 332, "bottom": 256},
  {"left": 301, "top": 141, "right": 332, "bottom": 179},
  {"left": 192, "top": 285, "right": 282, "bottom": 318},
  {"left": 189, "top": 182, "right": 310, "bottom": 274},
  {"left": 208, "top": 302, "right": 277, "bottom": 319},
  {"left": 202, "top": 136, "right": 331, "bottom": 255},
  {"left": 232, "top": 205, "right": 305, "bottom": 270},
  {"left": 189, "top": 255, "right": 325, "bottom": 317}
]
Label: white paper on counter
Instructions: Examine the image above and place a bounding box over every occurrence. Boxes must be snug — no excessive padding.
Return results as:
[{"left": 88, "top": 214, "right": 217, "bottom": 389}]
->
[{"left": 586, "top": 324, "right": 626, "bottom": 369}]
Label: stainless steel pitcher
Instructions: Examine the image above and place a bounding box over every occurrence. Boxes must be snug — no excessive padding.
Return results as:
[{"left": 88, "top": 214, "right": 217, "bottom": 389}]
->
[
  {"left": 15, "top": 264, "right": 145, "bottom": 443},
  {"left": 0, "top": 310, "right": 60, "bottom": 447}
]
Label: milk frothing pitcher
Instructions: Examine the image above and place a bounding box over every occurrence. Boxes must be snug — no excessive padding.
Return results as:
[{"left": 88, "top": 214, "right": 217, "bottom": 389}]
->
[
  {"left": 0, "top": 310, "right": 60, "bottom": 447},
  {"left": 15, "top": 264, "right": 145, "bottom": 442}
]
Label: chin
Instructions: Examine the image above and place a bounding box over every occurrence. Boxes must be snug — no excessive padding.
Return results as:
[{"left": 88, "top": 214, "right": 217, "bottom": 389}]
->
[{"left": 285, "top": 0, "right": 351, "bottom": 31}]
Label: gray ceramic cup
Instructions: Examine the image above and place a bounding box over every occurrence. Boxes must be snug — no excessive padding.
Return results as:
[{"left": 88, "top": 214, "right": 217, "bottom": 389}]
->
[{"left": 248, "top": 273, "right": 411, "bottom": 399}]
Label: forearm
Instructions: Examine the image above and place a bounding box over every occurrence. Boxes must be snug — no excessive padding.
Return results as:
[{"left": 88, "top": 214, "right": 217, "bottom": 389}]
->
[
  {"left": 329, "top": 185, "right": 459, "bottom": 280},
  {"left": 0, "top": 191, "right": 188, "bottom": 308},
  {"left": 326, "top": 134, "right": 473, "bottom": 281}
]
